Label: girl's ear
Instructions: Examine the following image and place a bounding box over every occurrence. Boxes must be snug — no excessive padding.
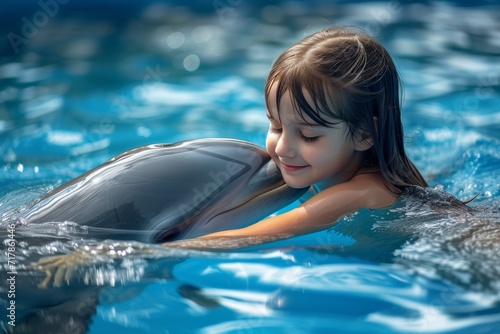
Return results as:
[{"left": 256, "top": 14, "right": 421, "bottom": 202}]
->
[
  {"left": 353, "top": 130, "right": 374, "bottom": 151},
  {"left": 353, "top": 117, "right": 377, "bottom": 152}
]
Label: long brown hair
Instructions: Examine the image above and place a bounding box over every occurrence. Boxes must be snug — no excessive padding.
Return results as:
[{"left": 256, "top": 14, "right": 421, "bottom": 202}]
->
[{"left": 265, "top": 26, "right": 428, "bottom": 191}]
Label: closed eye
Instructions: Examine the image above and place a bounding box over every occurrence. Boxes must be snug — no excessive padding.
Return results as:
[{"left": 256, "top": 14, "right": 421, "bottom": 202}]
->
[
  {"left": 269, "top": 126, "right": 319, "bottom": 143},
  {"left": 269, "top": 126, "right": 282, "bottom": 133},
  {"left": 301, "top": 134, "right": 319, "bottom": 143}
]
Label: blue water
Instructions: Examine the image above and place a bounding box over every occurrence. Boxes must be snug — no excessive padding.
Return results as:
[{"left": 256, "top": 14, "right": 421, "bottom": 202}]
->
[{"left": 1, "top": 0, "right": 500, "bottom": 333}]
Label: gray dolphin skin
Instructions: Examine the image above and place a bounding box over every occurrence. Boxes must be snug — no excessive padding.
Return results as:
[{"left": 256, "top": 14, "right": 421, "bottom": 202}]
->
[
  {"left": 2, "top": 138, "right": 307, "bottom": 334},
  {"left": 22, "top": 138, "right": 307, "bottom": 242}
]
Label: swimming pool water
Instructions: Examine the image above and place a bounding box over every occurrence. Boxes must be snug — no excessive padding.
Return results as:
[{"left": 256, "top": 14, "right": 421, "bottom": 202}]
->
[{"left": 1, "top": 1, "right": 500, "bottom": 333}]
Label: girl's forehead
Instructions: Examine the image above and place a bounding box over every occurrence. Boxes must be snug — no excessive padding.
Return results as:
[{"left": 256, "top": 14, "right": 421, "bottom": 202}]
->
[
  {"left": 267, "top": 107, "right": 319, "bottom": 126},
  {"left": 267, "top": 87, "right": 339, "bottom": 127},
  {"left": 267, "top": 83, "right": 313, "bottom": 115}
]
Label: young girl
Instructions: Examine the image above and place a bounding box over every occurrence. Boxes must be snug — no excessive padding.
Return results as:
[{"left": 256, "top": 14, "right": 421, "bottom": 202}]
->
[
  {"left": 34, "top": 26, "right": 430, "bottom": 284},
  {"left": 168, "top": 26, "right": 428, "bottom": 246}
]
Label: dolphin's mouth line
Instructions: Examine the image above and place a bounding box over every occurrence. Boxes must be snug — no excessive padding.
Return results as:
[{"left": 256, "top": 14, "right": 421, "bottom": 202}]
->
[
  {"left": 153, "top": 180, "right": 292, "bottom": 243},
  {"left": 204, "top": 180, "right": 291, "bottom": 224}
]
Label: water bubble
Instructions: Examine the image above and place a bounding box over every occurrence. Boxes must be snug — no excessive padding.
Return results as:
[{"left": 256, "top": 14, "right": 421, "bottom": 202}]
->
[
  {"left": 183, "top": 54, "right": 200, "bottom": 72},
  {"left": 166, "top": 31, "right": 185, "bottom": 49}
]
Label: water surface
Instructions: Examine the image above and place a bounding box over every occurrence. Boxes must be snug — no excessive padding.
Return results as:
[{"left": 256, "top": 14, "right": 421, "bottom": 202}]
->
[{"left": 1, "top": 1, "right": 500, "bottom": 333}]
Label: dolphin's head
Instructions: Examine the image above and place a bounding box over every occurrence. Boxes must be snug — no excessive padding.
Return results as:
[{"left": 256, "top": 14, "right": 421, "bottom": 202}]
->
[
  {"left": 21, "top": 137, "right": 307, "bottom": 244},
  {"left": 148, "top": 138, "right": 308, "bottom": 242}
]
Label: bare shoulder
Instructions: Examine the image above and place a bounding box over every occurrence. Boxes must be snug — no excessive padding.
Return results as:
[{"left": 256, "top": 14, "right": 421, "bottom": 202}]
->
[
  {"left": 348, "top": 172, "right": 399, "bottom": 209},
  {"left": 298, "top": 172, "right": 398, "bottom": 221}
]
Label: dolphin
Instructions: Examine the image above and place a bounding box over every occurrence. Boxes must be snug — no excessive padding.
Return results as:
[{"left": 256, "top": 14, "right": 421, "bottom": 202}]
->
[
  {"left": 2, "top": 138, "right": 307, "bottom": 333},
  {"left": 21, "top": 138, "right": 307, "bottom": 242}
]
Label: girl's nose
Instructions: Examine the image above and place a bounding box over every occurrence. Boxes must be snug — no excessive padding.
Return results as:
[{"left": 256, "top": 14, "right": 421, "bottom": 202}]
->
[{"left": 275, "top": 132, "right": 296, "bottom": 158}]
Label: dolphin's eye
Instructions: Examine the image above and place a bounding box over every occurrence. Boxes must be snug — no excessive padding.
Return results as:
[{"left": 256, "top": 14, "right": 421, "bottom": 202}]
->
[{"left": 157, "top": 228, "right": 181, "bottom": 242}]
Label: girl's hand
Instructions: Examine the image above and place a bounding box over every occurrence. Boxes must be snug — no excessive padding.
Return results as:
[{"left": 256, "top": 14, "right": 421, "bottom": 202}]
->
[
  {"left": 28, "top": 242, "right": 143, "bottom": 288},
  {"left": 30, "top": 248, "right": 108, "bottom": 288},
  {"left": 29, "top": 241, "right": 192, "bottom": 288}
]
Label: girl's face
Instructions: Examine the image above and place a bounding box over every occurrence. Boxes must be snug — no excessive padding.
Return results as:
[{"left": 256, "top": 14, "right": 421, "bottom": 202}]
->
[{"left": 265, "top": 84, "right": 365, "bottom": 190}]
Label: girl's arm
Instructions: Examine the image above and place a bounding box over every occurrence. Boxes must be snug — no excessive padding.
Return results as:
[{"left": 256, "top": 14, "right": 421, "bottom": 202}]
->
[
  {"left": 32, "top": 173, "right": 397, "bottom": 287},
  {"left": 165, "top": 173, "right": 398, "bottom": 246}
]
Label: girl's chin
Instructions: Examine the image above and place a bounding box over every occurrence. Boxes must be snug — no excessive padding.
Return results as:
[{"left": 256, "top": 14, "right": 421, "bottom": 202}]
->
[{"left": 282, "top": 178, "right": 312, "bottom": 189}]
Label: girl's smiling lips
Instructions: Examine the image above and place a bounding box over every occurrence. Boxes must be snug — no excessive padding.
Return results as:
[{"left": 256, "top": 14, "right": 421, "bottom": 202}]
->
[{"left": 280, "top": 162, "right": 309, "bottom": 172}]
